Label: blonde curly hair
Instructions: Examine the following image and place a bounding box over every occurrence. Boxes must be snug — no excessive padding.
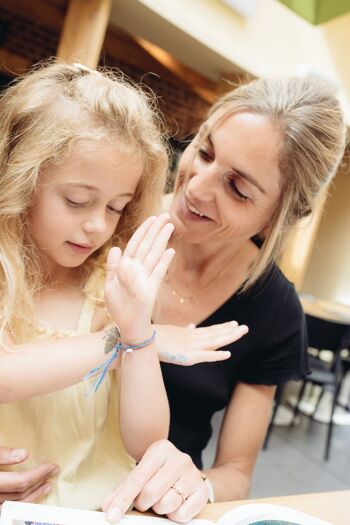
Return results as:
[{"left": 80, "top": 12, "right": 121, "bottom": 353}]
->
[{"left": 0, "top": 61, "right": 168, "bottom": 341}]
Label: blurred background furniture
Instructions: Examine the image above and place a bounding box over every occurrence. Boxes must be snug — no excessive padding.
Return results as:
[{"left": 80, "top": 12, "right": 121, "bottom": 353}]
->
[{"left": 264, "top": 296, "right": 350, "bottom": 460}]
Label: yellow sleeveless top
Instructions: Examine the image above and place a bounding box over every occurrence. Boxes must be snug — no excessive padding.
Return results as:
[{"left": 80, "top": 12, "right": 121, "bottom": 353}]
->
[{"left": 0, "top": 276, "right": 135, "bottom": 510}]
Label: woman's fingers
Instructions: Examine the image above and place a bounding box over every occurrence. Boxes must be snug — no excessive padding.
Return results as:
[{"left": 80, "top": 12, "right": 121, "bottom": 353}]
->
[
  {"left": 21, "top": 482, "right": 53, "bottom": 503},
  {"left": 151, "top": 466, "right": 201, "bottom": 516},
  {"left": 102, "top": 441, "right": 168, "bottom": 522},
  {"left": 102, "top": 440, "right": 203, "bottom": 523},
  {"left": 0, "top": 463, "right": 59, "bottom": 503},
  {"left": 0, "top": 479, "right": 52, "bottom": 503},
  {"left": 166, "top": 485, "right": 208, "bottom": 523},
  {"left": 0, "top": 446, "right": 27, "bottom": 466}
]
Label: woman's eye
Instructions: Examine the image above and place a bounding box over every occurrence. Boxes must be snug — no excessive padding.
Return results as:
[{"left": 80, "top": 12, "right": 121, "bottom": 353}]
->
[
  {"left": 65, "top": 197, "right": 87, "bottom": 207},
  {"left": 198, "top": 149, "right": 213, "bottom": 162},
  {"left": 227, "top": 176, "right": 249, "bottom": 201}
]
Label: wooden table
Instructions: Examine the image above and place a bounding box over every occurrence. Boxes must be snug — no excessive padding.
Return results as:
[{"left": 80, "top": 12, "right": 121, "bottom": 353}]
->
[
  {"left": 300, "top": 296, "right": 350, "bottom": 324},
  {"left": 196, "top": 490, "right": 350, "bottom": 524}
]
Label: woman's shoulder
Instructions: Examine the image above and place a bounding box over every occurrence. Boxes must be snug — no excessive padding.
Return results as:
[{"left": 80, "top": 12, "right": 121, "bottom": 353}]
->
[
  {"left": 232, "top": 263, "right": 304, "bottom": 329},
  {"left": 247, "top": 263, "right": 299, "bottom": 304}
]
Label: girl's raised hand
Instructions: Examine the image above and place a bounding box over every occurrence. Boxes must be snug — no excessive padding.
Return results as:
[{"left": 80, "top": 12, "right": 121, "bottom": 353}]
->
[{"left": 104, "top": 214, "right": 175, "bottom": 344}]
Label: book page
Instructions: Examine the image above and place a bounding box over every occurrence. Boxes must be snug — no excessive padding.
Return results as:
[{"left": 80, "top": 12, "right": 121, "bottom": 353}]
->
[
  {"left": 0, "top": 501, "right": 332, "bottom": 525},
  {"left": 215, "top": 503, "right": 332, "bottom": 525},
  {"left": 0, "top": 502, "right": 210, "bottom": 525}
]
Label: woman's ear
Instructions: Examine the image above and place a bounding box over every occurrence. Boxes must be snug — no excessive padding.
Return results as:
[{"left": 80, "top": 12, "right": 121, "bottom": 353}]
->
[{"left": 260, "top": 222, "right": 272, "bottom": 239}]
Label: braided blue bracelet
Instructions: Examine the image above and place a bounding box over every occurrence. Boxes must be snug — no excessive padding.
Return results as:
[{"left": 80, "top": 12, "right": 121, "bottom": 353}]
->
[{"left": 84, "top": 329, "right": 156, "bottom": 394}]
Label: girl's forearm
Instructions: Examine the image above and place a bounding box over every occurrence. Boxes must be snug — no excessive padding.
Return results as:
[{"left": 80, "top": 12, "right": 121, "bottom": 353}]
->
[
  {"left": 0, "top": 331, "right": 107, "bottom": 402},
  {"left": 119, "top": 342, "right": 169, "bottom": 462}
]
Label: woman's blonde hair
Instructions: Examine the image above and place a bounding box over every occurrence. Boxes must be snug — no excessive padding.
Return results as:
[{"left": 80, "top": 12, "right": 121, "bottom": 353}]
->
[
  {"left": 0, "top": 61, "right": 168, "bottom": 341},
  {"left": 190, "top": 76, "right": 347, "bottom": 289}
]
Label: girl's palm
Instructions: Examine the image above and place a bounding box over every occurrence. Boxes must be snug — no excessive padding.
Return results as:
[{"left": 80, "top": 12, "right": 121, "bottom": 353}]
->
[{"left": 105, "top": 214, "right": 174, "bottom": 342}]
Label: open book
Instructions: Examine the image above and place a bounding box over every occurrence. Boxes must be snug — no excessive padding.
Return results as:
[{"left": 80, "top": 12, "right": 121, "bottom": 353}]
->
[{"left": 0, "top": 501, "right": 332, "bottom": 525}]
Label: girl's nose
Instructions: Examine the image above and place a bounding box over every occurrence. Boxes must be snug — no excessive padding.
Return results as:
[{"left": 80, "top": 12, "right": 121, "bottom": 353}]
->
[{"left": 83, "top": 212, "right": 107, "bottom": 233}]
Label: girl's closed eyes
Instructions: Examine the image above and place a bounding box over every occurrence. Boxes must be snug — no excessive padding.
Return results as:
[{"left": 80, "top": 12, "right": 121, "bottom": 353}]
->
[{"left": 65, "top": 197, "right": 123, "bottom": 215}]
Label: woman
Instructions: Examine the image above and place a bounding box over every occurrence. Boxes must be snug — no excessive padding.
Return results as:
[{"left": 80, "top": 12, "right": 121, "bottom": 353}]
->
[
  {"left": 2, "top": 76, "right": 347, "bottom": 522},
  {"left": 102, "top": 75, "right": 346, "bottom": 522}
]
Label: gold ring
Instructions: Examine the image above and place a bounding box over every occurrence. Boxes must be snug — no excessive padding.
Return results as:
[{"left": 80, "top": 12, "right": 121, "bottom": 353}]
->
[{"left": 171, "top": 484, "right": 186, "bottom": 503}]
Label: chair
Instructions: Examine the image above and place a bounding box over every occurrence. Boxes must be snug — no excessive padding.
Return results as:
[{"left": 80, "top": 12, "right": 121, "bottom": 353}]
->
[
  {"left": 264, "top": 313, "right": 350, "bottom": 460},
  {"left": 263, "top": 383, "right": 285, "bottom": 450}
]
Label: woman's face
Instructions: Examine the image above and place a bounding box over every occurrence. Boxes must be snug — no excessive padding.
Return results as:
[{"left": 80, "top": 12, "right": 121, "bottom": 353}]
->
[{"left": 170, "top": 111, "right": 282, "bottom": 246}]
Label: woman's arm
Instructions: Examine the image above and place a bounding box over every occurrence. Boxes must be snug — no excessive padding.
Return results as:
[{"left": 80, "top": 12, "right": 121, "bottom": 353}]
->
[
  {"left": 205, "top": 382, "right": 276, "bottom": 501},
  {"left": 102, "top": 440, "right": 208, "bottom": 523},
  {"left": 102, "top": 383, "right": 275, "bottom": 523}
]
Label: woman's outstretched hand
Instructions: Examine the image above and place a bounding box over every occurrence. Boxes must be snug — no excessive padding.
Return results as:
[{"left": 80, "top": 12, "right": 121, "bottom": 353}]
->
[
  {"left": 102, "top": 440, "right": 208, "bottom": 523},
  {"left": 155, "top": 322, "right": 248, "bottom": 365},
  {"left": 105, "top": 214, "right": 175, "bottom": 343}
]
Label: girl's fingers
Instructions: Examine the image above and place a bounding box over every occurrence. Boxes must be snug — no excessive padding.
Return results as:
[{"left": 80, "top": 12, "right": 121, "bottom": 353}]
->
[
  {"left": 195, "top": 321, "right": 239, "bottom": 337},
  {"left": 143, "top": 223, "right": 174, "bottom": 273},
  {"left": 148, "top": 248, "right": 175, "bottom": 294},
  {"left": 106, "top": 247, "right": 122, "bottom": 282},
  {"left": 206, "top": 324, "right": 249, "bottom": 350},
  {"left": 123, "top": 216, "right": 157, "bottom": 258},
  {"left": 195, "top": 350, "right": 231, "bottom": 363},
  {"left": 133, "top": 214, "right": 171, "bottom": 263}
]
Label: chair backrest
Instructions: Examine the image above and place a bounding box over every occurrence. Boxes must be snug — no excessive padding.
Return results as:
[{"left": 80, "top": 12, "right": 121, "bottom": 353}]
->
[{"left": 306, "top": 313, "right": 350, "bottom": 352}]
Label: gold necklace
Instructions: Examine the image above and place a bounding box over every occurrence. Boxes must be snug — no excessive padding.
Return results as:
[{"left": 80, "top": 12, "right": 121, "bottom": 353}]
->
[{"left": 165, "top": 256, "right": 233, "bottom": 304}]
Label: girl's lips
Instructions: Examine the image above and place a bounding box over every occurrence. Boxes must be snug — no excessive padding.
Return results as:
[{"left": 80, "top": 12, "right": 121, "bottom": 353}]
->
[{"left": 66, "top": 241, "right": 93, "bottom": 254}]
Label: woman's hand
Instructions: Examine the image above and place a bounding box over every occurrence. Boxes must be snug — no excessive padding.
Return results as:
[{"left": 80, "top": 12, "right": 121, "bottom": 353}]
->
[
  {"left": 155, "top": 322, "right": 248, "bottom": 365},
  {"left": 102, "top": 440, "right": 208, "bottom": 523},
  {"left": 0, "top": 446, "right": 59, "bottom": 504},
  {"left": 105, "top": 214, "right": 175, "bottom": 343}
]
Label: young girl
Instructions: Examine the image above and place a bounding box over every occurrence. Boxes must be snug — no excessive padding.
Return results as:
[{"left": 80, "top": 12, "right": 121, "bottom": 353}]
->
[{"left": 0, "top": 62, "right": 174, "bottom": 510}]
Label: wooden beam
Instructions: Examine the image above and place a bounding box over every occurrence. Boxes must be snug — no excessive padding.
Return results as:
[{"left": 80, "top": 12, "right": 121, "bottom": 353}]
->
[{"left": 56, "top": 0, "right": 112, "bottom": 68}]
